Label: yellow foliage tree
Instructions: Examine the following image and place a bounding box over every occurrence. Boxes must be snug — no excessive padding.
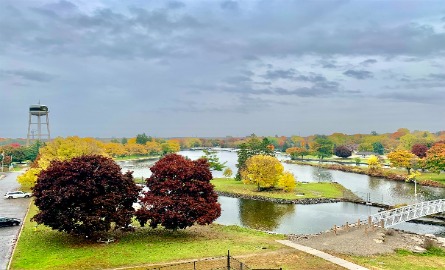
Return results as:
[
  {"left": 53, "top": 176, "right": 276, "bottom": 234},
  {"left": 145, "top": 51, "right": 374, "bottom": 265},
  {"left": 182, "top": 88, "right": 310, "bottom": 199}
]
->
[
  {"left": 277, "top": 171, "right": 296, "bottom": 192},
  {"left": 124, "top": 143, "right": 148, "bottom": 156},
  {"left": 387, "top": 149, "right": 417, "bottom": 174},
  {"left": 17, "top": 137, "right": 107, "bottom": 187},
  {"left": 241, "top": 155, "right": 284, "bottom": 191},
  {"left": 367, "top": 155, "right": 382, "bottom": 173},
  {"left": 162, "top": 139, "right": 181, "bottom": 154},
  {"left": 145, "top": 141, "right": 162, "bottom": 155},
  {"left": 103, "top": 142, "right": 126, "bottom": 157}
]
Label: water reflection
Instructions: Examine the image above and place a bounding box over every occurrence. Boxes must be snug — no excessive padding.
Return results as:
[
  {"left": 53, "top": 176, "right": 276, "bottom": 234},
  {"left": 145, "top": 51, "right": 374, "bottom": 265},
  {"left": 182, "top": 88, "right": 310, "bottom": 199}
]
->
[
  {"left": 126, "top": 150, "right": 445, "bottom": 206},
  {"left": 313, "top": 167, "right": 333, "bottom": 182},
  {"left": 239, "top": 199, "right": 295, "bottom": 231}
]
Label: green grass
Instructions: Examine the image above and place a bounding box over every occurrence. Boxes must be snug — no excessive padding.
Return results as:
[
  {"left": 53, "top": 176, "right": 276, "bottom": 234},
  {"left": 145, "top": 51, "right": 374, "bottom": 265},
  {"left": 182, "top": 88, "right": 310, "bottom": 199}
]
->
[
  {"left": 344, "top": 248, "right": 445, "bottom": 270},
  {"left": 211, "top": 178, "right": 345, "bottom": 200},
  {"left": 418, "top": 172, "right": 445, "bottom": 184},
  {"left": 11, "top": 204, "right": 288, "bottom": 270}
]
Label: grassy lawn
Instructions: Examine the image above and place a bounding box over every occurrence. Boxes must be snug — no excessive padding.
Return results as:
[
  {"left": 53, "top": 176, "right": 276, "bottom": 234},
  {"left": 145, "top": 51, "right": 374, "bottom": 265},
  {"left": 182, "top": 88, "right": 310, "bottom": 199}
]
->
[
  {"left": 417, "top": 172, "right": 445, "bottom": 185},
  {"left": 211, "top": 178, "right": 346, "bottom": 200},
  {"left": 342, "top": 248, "right": 445, "bottom": 270},
  {"left": 11, "top": 204, "right": 348, "bottom": 270}
]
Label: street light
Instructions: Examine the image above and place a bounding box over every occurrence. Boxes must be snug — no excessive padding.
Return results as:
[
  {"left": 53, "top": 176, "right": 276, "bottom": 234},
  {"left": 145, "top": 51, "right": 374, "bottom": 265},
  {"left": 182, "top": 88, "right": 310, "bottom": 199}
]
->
[{"left": 1, "top": 152, "right": 3, "bottom": 173}]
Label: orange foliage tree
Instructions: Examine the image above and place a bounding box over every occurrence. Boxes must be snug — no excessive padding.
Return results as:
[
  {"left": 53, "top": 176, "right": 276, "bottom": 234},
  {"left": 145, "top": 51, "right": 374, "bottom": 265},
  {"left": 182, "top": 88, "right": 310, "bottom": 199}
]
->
[{"left": 425, "top": 143, "right": 445, "bottom": 174}]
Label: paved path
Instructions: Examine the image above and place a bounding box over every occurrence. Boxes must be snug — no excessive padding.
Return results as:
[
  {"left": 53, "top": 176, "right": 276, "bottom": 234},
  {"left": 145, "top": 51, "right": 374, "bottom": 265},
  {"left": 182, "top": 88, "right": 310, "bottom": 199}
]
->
[
  {"left": 276, "top": 240, "right": 369, "bottom": 270},
  {"left": 0, "top": 172, "right": 30, "bottom": 270}
]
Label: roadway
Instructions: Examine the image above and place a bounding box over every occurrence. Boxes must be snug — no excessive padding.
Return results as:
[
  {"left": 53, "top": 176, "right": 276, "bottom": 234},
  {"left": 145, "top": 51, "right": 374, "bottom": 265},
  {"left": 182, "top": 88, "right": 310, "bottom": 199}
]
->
[{"left": 0, "top": 171, "right": 30, "bottom": 270}]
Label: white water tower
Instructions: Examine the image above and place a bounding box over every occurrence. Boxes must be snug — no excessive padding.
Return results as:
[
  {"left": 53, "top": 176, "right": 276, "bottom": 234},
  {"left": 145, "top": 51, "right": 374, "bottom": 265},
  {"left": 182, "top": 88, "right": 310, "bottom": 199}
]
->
[{"left": 27, "top": 104, "right": 51, "bottom": 146}]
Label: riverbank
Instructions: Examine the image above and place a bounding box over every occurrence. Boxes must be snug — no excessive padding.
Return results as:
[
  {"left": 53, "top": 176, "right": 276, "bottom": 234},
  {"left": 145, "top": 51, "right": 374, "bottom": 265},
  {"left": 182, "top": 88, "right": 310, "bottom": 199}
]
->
[
  {"left": 211, "top": 178, "right": 363, "bottom": 204},
  {"left": 285, "top": 160, "right": 445, "bottom": 188}
]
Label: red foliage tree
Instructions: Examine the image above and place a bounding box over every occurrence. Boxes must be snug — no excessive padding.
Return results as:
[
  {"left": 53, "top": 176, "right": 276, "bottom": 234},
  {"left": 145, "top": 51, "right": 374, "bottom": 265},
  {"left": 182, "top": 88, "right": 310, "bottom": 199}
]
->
[
  {"left": 334, "top": 145, "right": 352, "bottom": 158},
  {"left": 32, "top": 155, "right": 139, "bottom": 238},
  {"left": 136, "top": 154, "right": 221, "bottom": 230},
  {"left": 411, "top": 143, "right": 428, "bottom": 158}
]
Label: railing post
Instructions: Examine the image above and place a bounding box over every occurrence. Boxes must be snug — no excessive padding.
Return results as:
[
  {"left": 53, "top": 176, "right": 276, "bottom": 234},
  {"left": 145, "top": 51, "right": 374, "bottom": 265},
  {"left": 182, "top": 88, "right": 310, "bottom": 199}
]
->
[{"left": 227, "top": 250, "right": 230, "bottom": 270}]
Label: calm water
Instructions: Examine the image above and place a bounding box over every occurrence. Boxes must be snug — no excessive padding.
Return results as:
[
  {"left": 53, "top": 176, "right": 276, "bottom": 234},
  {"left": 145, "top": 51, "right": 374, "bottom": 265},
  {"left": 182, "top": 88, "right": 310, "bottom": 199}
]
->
[{"left": 118, "top": 150, "right": 445, "bottom": 235}]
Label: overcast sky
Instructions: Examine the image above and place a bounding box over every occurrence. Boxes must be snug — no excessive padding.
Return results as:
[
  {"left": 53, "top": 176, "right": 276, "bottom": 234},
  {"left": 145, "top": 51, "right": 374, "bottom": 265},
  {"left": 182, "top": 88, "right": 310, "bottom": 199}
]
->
[{"left": 1, "top": 0, "right": 445, "bottom": 138}]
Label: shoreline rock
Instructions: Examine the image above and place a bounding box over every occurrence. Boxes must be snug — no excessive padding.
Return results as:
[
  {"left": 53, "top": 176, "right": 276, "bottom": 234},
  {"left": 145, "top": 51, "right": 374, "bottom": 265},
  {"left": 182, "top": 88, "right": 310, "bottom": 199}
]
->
[{"left": 217, "top": 191, "right": 347, "bottom": 205}]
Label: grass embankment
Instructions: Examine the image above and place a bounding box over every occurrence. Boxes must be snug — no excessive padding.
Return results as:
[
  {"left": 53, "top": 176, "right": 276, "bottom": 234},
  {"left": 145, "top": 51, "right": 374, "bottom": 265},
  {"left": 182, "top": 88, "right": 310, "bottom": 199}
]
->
[
  {"left": 113, "top": 155, "right": 159, "bottom": 161},
  {"left": 11, "top": 204, "right": 346, "bottom": 270},
  {"left": 343, "top": 248, "right": 445, "bottom": 270},
  {"left": 211, "top": 178, "right": 349, "bottom": 200}
]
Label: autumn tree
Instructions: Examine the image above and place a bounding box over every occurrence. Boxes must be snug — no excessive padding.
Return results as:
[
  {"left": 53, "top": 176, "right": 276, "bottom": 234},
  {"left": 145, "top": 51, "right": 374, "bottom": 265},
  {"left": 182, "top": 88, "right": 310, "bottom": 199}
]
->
[
  {"left": 241, "top": 155, "right": 284, "bottom": 191},
  {"left": 286, "top": 147, "right": 309, "bottom": 160},
  {"left": 277, "top": 171, "right": 296, "bottom": 192},
  {"left": 425, "top": 142, "right": 445, "bottom": 174},
  {"left": 387, "top": 150, "right": 417, "bottom": 174},
  {"left": 310, "top": 135, "right": 333, "bottom": 159},
  {"left": 145, "top": 141, "right": 162, "bottom": 155},
  {"left": 32, "top": 155, "right": 139, "bottom": 238},
  {"left": 18, "top": 137, "right": 107, "bottom": 188},
  {"left": 135, "top": 154, "right": 221, "bottom": 230},
  {"left": 334, "top": 145, "right": 352, "bottom": 158},
  {"left": 411, "top": 144, "right": 428, "bottom": 158},
  {"left": 236, "top": 135, "right": 274, "bottom": 180},
  {"left": 161, "top": 139, "right": 181, "bottom": 154},
  {"left": 367, "top": 155, "right": 382, "bottom": 173}
]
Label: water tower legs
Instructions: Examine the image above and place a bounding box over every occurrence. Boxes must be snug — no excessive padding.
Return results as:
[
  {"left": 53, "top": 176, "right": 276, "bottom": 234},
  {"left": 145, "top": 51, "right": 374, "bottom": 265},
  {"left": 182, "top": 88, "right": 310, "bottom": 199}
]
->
[{"left": 27, "top": 111, "right": 51, "bottom": 146}]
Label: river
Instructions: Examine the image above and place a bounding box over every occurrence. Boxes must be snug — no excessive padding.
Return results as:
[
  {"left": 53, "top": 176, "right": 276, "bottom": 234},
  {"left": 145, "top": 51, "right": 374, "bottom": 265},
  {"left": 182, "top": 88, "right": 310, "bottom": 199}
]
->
[{"left": 118, "top": 150, "right": 445, "bottom": 236}]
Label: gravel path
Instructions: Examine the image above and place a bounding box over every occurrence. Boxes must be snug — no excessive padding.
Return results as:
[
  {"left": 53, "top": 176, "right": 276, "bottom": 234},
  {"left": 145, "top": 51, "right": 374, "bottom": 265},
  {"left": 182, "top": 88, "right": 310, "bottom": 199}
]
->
[{"left": 288, "top": 225, "right": 441, "bottom": 256}]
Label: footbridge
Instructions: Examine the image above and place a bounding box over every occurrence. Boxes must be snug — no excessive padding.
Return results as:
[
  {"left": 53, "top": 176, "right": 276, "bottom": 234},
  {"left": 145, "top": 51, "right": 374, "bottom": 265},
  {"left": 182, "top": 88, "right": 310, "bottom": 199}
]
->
[{"left": 367, "top": 199, "right": 445, "bottom": 228}]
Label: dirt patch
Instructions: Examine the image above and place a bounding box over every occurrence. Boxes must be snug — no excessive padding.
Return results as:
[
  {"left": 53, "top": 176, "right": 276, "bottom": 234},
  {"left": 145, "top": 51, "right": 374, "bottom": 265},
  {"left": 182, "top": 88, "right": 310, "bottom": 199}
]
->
[{"left": 289, "top": 226, "right": 437, "bottom": 256}]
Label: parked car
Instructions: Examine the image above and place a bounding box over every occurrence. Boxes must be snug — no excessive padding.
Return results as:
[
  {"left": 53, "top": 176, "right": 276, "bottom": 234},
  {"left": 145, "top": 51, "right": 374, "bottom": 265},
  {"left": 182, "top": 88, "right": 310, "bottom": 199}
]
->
[
  {"left": 0, "top": 217, "right": 21, "bottom": 227},
  {"left": 4, "top": 191, "right": 31, "bottom": 199}
]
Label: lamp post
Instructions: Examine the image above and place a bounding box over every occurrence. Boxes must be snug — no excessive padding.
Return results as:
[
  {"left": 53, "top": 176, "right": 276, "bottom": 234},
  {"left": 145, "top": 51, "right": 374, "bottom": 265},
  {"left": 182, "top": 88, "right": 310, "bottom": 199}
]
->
[
  {"left": 1, "top": 152, "right": 3, "bottom": 173},
  {"left": 414, "top": 179, "right": 417, "bottom": 198}
]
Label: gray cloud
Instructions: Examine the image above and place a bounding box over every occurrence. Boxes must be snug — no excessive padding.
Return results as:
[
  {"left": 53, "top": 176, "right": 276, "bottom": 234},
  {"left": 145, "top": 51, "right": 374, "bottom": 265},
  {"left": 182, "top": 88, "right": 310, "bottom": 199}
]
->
[
  {"left": 343, "top": 70, "right": 374, "bottom": 80},
  {"left": 167, "top": 1, "right": 186, "bottom": 9},
  {"left": 360, "top": 59, "right": 377, "bottom": 66},
  {"left": 220, "top": 1, "right": 239, "bottom": 11},
  {"left": 429, "top": 73, "right": 445, "bottom": 80},
  {"left": 1, "top": 0, "right": 445, "bottom": 137},
  {"left": 262, "top": 69, "right": 297, "bottom": 80},
  {"left": 378, "top": 91, "right": 445, "bottom": 104},
  {"left": 0, "top": 69, "right": 56, "bottom": 82}
]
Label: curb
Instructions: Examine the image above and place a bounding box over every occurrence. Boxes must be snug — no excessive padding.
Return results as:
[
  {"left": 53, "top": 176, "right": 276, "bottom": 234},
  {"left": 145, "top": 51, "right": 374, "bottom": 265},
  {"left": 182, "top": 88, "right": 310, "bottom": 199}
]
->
[{"left": 7, "top": 200, "right": 32, "bottom": 270}]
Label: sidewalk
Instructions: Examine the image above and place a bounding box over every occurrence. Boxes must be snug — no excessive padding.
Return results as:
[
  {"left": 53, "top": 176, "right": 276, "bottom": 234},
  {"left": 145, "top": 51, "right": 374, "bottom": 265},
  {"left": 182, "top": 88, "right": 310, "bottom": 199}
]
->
[{"left": 276, "top": 240, "right": 369, "bottom": 270}]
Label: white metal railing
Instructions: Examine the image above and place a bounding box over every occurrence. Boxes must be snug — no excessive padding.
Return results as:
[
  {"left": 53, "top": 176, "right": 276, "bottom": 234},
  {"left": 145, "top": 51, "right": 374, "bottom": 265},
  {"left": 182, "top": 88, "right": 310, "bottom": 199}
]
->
[{"left": 367, "top": 199, "right": 445, "bottom": 227}]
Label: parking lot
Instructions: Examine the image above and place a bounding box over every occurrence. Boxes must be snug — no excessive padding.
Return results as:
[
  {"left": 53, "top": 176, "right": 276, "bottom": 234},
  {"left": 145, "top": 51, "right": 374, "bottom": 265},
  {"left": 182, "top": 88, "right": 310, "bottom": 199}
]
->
[{"left": 0, "top": 171, "right": 30, "bottom": 270}]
